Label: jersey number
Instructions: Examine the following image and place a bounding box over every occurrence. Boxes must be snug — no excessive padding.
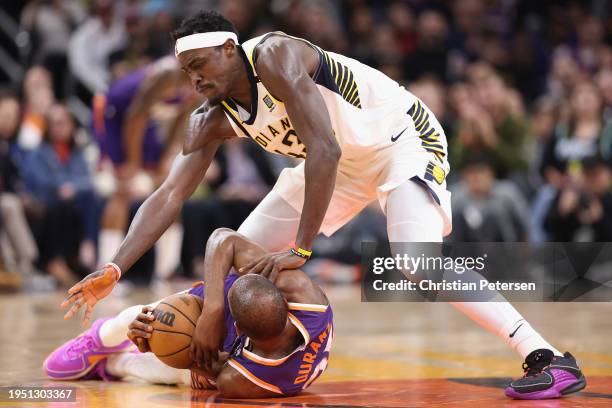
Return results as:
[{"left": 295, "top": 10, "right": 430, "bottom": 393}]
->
[{"left": 279, "top": 130, "right": 307, "bottom": 159}]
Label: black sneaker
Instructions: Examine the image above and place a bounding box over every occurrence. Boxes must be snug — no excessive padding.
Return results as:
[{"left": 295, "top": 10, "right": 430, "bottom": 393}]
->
[{"left": 505, "top": 349, "right": 586, "bottom": 399}]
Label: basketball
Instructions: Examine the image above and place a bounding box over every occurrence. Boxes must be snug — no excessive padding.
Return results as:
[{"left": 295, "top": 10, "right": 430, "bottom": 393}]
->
[{"left": 148, "top": 293, "right": 202, "bottom": 369}]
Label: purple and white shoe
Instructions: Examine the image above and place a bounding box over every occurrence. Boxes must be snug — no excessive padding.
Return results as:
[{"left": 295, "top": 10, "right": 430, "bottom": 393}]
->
[
  {"left": 43, "top": 318, "right": 131, "bottom": 381},
  {"left": 505, "top": 349, "right": 586, "bottom": 399}
]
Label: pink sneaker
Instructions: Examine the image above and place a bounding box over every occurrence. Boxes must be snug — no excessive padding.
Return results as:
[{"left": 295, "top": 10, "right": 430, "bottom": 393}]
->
[{"left": 43, "top": 318, "right": 131, "bottom": 380}]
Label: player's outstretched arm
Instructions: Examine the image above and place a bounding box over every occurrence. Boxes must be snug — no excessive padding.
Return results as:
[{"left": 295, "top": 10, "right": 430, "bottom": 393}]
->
[
  {"left": 61, "top": 136, "right": 223, "bottom": 326},
  {"left": 242, "top": 37, "right": 341, "bottom": 279}
]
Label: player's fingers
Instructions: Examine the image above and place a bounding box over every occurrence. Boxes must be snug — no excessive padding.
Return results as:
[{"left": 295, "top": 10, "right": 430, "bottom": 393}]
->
[
  {"left": 247, "top": 259, "right": 267, "bottom": 275},
  {"left": 141, "top": 306, "right": 155, "bottom": 315},
  {"left": 238, "top": 258, "right": 260, "bottom": 274},
  {"left": 60, "top": 292, "right": 82, "bottom": 309},
  {"left": 260, "top": 262, "right": 274, "bottom": 278},
  {"left": 201, "top": 348, "right": 210, "bottom": 371},
  {"left": 135, "top": 337, "right": 150, "bottom": 353},
  {"left": 67, "top": 282, "right": 83, "bottom": 295},
  {"left": 134, "top": 312, "right": 153, "bottom": 323},
  {"left": 130, "top": 318, "right": 154, "bottom": 333},
  {"left": 191, "top": 343, "right": 201, "bottom": 367},
  {"left": 269, "top": 266, "right": 281, "bottom": 283},
  {"left": 63, "top": 300, "right": 83, "bottom": 320},
  {"left": 128, "top": 328, "right": 152, "bottom": 339}
]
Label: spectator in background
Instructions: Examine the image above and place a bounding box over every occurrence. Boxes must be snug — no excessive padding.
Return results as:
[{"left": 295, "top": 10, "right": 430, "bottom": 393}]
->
[
  {"left": 409, "top": 77, "right": 449, "bottom": 131},
  {"left": 540, "top": 81, "right": 612, "bottom": 186},
  {"left": 544, "top": 156, "right": 612, "bottom": 241},
  {"left": 596, "top": 69, "right": 612, "bottom": 122},
  {"left": 546, "top": 47, "right": 583, "bottom": 105},
  {"left": 450, "top": 156, "right": 531, "bottom": 242},
  {"left": 20, "top": 0, "right": 86, "bottom": 99},
  {"left": 404, "top": 10, "right": 449, "bottom": 82},
  {"left": 0, "top": 94, "right": 39, "bottom": 278},
  {"left": 346, "top": 5, "right": 375, "bottom": 64},
  {"left": 18, "top": 66, "right": 55, "bottom": 151},
  {"left": 68, "top": 0, "right": 127, "bottom": 96},
  {"left": 388, "top": 2, "right": 417, "bottom": 57},
  {"left": 92, "top": 56, "right": 196, "bottom": 283},
  {"left": 450, "top": 64, "right": 529, "bottom": 178},
  {"left": 23, "top": 104, "right": 97, "bottom": 287}
]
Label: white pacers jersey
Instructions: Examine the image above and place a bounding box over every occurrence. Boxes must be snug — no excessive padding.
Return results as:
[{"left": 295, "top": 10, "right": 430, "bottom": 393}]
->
[{"left": 220, "top": 32, "right": 452, "bottom": 236}]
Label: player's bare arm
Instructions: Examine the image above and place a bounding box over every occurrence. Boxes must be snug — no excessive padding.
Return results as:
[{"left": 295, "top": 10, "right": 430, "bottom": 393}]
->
[
  {"left": 192, "top": 228, "right": 326, "bottom": 395},
  {"left": 241, "top": 36, "right": 342, "bottom": 280},
  {"left": 61, "top": 110, "right": 234, "bottom": 325},
  {"left": 192, "top": 228, "right": 327, "bottom": 370}
]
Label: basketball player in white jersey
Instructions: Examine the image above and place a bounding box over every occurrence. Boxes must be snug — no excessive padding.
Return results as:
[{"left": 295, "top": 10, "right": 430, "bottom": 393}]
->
[{"left": 61, "top": 11, "right": 584, "bottom": 400}]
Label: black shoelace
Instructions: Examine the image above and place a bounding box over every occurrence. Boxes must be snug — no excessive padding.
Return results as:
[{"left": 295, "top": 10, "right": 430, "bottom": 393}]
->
[{"left": 522, "top": 351, "right": 552, "bottom": 377}]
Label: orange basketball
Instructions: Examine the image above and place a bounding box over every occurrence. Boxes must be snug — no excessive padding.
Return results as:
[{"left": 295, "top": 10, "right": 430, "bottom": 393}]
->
[{"left": 148, "top": 293, "right": 202, "bottom": 369}]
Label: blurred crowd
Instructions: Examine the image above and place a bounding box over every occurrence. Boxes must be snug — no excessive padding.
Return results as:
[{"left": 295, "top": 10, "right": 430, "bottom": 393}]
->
[{"left": 0, "top": 0, "right": 611, "bottom": 291}]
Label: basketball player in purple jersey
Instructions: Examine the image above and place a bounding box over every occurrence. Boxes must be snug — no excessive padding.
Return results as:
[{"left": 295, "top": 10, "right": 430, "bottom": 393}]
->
[
  {"left": 61, "top": 11, "right": 585, "bottom": 400},
  {"left": 45, "top": 228, "right": 333, "bottom": 398}
]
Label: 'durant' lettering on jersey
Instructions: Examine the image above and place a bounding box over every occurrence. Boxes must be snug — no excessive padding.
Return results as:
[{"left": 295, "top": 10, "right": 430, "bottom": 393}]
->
[{"left": 294, "top": 322, "right": 331, "bottom": 385}]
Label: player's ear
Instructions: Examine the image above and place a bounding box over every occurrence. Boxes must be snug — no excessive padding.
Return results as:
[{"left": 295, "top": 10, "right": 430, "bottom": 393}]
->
[{"left": 222, "top": 39, "right": 236, "bottom": 56}]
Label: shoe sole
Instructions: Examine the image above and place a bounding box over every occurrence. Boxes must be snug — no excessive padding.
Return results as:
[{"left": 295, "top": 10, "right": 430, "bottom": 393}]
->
[
  {"left": 505, "top": 375, "right": 587, "bottom": 400},
  {"left": 561, "top": 375, "right": 587, "bottom": 395}
]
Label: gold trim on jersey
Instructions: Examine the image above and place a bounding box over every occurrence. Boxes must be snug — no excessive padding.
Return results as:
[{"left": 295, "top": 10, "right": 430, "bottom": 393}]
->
[
  {"left": 408, "top": 100, "right": 446, "bottom": 163},
  {"left": 227, "top": 359, "right": 284, "bottom": 394},
  {"left": 287, "top": 302, "right": 329, "bottom": 313}
]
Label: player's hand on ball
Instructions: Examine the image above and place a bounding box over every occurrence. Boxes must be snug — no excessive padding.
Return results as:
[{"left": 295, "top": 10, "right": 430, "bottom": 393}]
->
[
  {"left": 240, "top": 251, "right": 307, "bottom": 282},
  {"left": 60, "top": 264, "right": 120, "bottom": 326},
  {"left": 127, "top": 306, "right": 155, "bottom": 353},
  {"left": 190, "top": 310, "right": 225, "bottom": 371}
]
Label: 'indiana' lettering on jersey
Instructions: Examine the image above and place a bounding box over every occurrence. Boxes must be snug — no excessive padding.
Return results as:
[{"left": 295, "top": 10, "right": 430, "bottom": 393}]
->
[{"left": 227, "top": 302, "right": 333, "bottom": 396}]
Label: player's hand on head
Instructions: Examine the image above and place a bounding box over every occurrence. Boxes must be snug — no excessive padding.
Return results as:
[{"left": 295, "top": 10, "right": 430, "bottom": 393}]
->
[
  {"left": 239, "top": 251, "right": 307, "bottom": 282},
  {"left": 60, "top": 264, "right": 120, "bottom": 326},
  {"left": 190, "top": 311, "right": 225, "bottom": 372},
  {"left": 127, "top": 306, "right": 155, "bottom": 353}
]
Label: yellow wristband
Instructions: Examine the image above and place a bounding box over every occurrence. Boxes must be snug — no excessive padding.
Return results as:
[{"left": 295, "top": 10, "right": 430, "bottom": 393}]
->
[{"left": 292, "top": 244, "right": 312, "bottom": 258}]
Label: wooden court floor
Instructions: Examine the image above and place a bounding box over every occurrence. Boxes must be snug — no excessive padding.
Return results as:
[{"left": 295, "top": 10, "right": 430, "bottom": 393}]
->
[{"left": 1, "top": 284, "right": 611, "bottom": 407}]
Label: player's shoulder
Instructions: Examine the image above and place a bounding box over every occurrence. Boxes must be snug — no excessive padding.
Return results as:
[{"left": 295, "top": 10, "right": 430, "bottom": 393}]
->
[
  {"left": 183, "top": 102, "right": 234, "bottom": 154},
  {"left": 275, "top": 269, "right": 328, "bottom": 306}
]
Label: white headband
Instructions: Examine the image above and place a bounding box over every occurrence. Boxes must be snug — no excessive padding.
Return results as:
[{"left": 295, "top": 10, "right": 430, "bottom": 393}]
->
[{"left": 175, "top": 31, "right": 238, "bottom": 56}]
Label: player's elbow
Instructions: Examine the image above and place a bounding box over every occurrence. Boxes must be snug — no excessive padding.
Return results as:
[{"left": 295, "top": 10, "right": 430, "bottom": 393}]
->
[
  {"left": 216, "top": 370, "right": 246, "bottom": 398},
  {"left": 312, "top": 141, "right": 341, "bottom": 163},
  {"left": 209, "top": 228, "right": 239, "bottom": 249}
]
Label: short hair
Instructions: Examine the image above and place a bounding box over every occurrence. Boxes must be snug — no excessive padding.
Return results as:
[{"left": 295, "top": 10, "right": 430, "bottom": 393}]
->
[
  {"left": 172, "top": 10, "right": 237, "bottom": 41},
  {"left": 228, "top": 275, "right": 288, "bottom": 341}
]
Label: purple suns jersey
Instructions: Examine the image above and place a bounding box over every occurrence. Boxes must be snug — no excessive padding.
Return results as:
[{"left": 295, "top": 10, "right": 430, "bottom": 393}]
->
[{"left": 187, "top": 273, "right": 334, "bottom": 396}]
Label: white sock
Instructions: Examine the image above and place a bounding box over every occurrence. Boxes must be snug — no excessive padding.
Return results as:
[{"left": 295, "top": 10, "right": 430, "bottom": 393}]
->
[
  {"left": 98, "top": 305, "right": 143, "bottom": 348},
  {"left": 98, "top": 229, "right": 125, "bottom": 266},
  {"left": 106, "top": 352, "right": 191, "bottom": 385},
  {"left": 154, "top": 222, "right": 183, "bottom": 280},
  {"left": 450, "top": 302, "right": 563, "bottom": 358},
  {"left": 384, "top": 181, "right": 563, "bottom": 360}
]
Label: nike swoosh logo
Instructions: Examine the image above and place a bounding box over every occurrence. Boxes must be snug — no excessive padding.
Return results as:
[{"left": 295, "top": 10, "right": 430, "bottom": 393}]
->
[
  {"left": 509, "top": 323, "right": 523, "bottom": 338},
  {"left": 391, "top": 126, "right": 409, "bottom": 142}
]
